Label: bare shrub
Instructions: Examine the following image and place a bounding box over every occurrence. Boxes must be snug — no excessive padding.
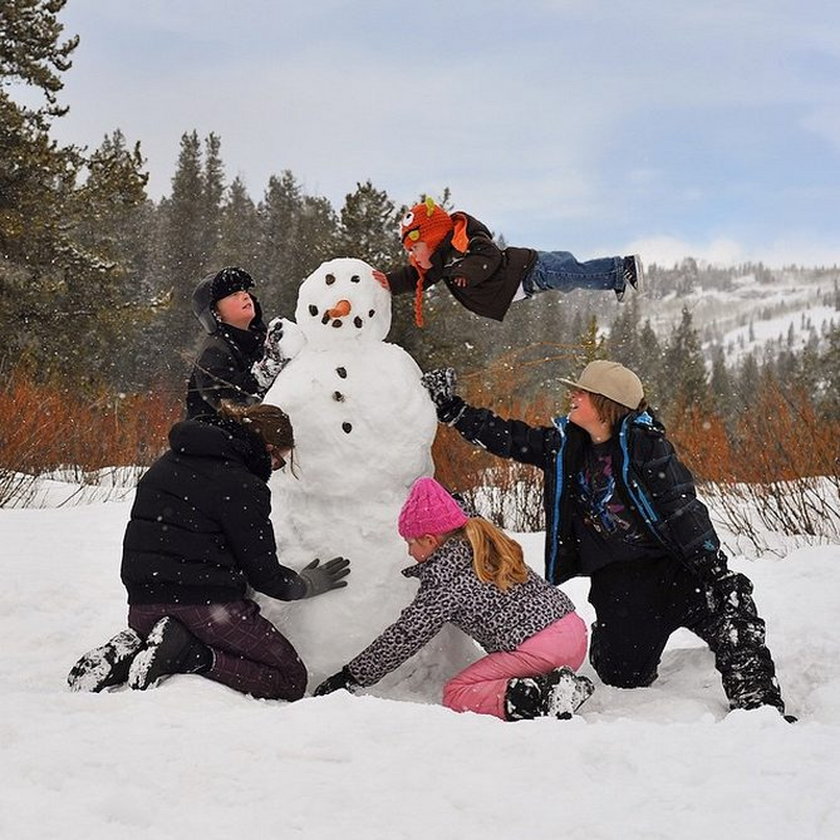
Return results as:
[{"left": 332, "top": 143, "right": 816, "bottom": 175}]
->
[{"left": 0, "top": 372, "right": 181, "bottom": 507}]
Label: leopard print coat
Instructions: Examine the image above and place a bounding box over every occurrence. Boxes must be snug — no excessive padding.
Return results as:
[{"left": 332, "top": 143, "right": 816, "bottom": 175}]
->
[{"left": 347, "top": 537, "right": 576, "bottom": 687}]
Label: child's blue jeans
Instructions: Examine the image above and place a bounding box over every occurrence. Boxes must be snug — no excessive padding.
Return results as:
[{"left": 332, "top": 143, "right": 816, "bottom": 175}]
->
[{"left": 522, "top": 251, "right": 623, "bottom": 297}]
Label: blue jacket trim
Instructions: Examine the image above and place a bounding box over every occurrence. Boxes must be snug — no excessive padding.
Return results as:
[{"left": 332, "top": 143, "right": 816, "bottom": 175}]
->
[
  {"left": 618, "top": 412, "right": 661, "bottom": 530},
  {"left": 547, "top": 415, "right": 569, "bottom": 582}
]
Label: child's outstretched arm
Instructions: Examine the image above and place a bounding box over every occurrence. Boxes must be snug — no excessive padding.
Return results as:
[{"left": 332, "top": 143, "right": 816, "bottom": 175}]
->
[{"left": 421, "top": 367, "right": 558, "bottom": 468}]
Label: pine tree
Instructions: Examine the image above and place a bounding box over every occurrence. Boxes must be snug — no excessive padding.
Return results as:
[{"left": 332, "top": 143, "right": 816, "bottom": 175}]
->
[
  {"left": 660, "top": 307, "right": 709, "bottom": 416},
  {"left": 819, "top": 324, "right": 840, "bottom": 420},
  {"left": 0, "top": 2, "right": 151, "bottom": 385},
  {"left": 634, "top": 319, "right": 662, "bottom": 407},
  {"left": 255, "top": 170, "right": 303, "bottom": 317},
  {"left": 215, "top": 176, "right": 259, "bottom": 269},
  {"left": 201, "top": 132, "right": 225, "bottom": 264},
  {"left": 337, "top": 180, "right": 402, "bottom": 268},
  {"left": 709, "top": 345, "right": 735, "bottom": 427},
  {"left": 295, "top": 194, "right": 338, "bottom": 276},
  {"left": 154, "top": 131, "right": 210, "bottom": 384},
  {"left": 607, "top": 296, "right": 643, "bottom": 370},
  {"left": 69, "top": 130, "right": 153, "bottom": 386}
]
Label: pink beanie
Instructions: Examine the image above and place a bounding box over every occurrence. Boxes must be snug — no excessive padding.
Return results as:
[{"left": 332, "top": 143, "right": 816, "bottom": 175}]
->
[{"left": 398, "top": 477, "right": 469, "bottom": 539}]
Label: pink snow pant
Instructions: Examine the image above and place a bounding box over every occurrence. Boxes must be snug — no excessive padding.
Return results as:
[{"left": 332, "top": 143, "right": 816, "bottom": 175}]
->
[{"left": 442, "top": 612, "right": 588, "bottom": 720}]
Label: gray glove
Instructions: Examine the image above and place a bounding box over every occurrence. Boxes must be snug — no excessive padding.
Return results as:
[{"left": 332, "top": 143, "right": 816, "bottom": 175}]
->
[
  {"left": 299, "top": 556, "right": 351, "bottom": 598},
  {"left": 420, "top": 368, "right": 457, "bottom": 408}
]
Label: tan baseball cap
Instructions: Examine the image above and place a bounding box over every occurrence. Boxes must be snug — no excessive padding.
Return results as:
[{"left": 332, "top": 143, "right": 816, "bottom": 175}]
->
[{"left": 558, "top": 360, "right": 644, "bottom": 409}]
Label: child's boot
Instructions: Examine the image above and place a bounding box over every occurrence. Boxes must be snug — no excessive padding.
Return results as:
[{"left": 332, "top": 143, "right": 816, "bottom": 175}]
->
[
  {"left": 504, "top": 676, "right": 546, "bottom": 721},
  {"left": 505, "top": 667, "right": 594, "bottom": 721},
  {"left": 128, "top": 616, "right": 212, "bottom": 690},
  {"left": 616, "top": 255, "right": 644, "bottom": 300},
  {"left": 67, "top": 628, "right": 145, "bottom": 692},
  {"left": 543, "top": 666, "right": 595, "bottom": 719}
]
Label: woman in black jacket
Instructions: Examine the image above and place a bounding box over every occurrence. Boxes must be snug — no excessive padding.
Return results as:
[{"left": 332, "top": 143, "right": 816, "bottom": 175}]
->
[
  {"left": 421, "top": 361, "right": 791, "bottom": 719},
  {"left": 68, "top": 402, "right": 350, "bottom": 699}
]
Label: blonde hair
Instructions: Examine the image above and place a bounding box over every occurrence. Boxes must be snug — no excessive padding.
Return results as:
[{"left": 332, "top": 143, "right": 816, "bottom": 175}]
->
[{"left": 447, "top": 518, "right": 528, "bottom": 591}]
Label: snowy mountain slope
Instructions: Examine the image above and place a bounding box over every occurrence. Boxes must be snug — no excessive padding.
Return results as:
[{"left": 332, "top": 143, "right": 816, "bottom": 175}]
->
[{"left": 640, "top": 267, "right": 838, "bottom": 366}]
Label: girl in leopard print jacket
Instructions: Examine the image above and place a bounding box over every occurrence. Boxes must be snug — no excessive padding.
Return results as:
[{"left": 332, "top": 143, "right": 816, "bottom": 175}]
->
[{"left": 314, "top": 478, "right": 593, "bottom": 721}]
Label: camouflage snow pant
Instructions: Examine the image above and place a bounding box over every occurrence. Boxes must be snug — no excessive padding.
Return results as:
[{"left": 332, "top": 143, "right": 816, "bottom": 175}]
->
[{"left": 587, "top": 556, "right": 785, "bottom": 713}]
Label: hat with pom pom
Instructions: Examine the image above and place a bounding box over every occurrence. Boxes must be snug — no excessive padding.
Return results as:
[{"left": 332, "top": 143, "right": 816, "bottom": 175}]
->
[{"left": 398, "top": 477, "right": 469, "bottom": 539}]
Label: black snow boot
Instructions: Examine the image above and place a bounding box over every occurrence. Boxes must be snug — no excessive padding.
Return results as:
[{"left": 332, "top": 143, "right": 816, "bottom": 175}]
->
[
  {"left": 616, "top": 255, "right": 644, "bottom": 300},
  {"left": 505, "top": 667, "right": 595, "bottom": 721},
  {"left": 128, "top": 617, "right": 213, "bottom": 691},
  {"left": 67, "top": 628, "right": 145, "bottom": 692}
]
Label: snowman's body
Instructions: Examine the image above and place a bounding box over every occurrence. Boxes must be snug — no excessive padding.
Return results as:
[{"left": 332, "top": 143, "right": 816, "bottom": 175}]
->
[{"left": 261, "top": 258, "right": 478, "bottom": 699}]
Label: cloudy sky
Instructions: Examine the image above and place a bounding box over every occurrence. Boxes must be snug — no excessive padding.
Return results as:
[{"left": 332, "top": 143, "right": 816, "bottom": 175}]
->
[{"left": 41, "top": 0, "right": 840, "bottom": 267}]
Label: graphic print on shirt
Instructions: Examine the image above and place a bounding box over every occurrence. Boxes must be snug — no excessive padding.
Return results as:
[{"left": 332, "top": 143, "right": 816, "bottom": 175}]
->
[{"left": 574, "top": 447, "right": 646, "bottom": 544}]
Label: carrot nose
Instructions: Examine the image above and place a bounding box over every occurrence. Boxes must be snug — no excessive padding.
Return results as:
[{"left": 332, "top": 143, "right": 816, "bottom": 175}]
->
[{"left": 327, "top": 299, "right": 351, "bottom": 318}]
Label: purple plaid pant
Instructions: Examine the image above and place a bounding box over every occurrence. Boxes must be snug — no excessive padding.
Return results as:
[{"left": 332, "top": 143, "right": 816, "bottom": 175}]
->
[{"left": 128, "top": 599, "right": 307, "bottom": 701}]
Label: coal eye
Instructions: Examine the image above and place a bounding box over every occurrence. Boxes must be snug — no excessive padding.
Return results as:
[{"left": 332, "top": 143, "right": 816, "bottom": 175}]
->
[
  {"left": 350, "top": 275, "right": 360, "bottom": 283},
  {"left": 325, "top": 273, "right": 336, "bottom": 285},
  {"left": 309, "top": 305, "right": 318, "bottom": 316}
]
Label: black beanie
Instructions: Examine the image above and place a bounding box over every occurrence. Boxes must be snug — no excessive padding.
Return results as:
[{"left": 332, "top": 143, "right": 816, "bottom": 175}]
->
[{"left": 192, "top": 267, "right": 255, "bottom": 334}]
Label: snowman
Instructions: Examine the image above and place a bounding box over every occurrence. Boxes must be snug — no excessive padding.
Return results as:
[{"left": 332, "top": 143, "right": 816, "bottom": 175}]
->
[{"left": 260, "top": 257, "right": 478, "bottom": 700}]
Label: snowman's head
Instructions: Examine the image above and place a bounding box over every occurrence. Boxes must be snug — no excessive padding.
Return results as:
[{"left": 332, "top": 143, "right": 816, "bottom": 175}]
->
[{"left": 295, "top": 258, "right": 391, "bottom": 346}]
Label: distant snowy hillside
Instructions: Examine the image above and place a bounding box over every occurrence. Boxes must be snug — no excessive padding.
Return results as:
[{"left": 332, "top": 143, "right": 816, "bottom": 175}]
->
[{"left": 642, "top": 264, "right": 838, "bottom": 366}]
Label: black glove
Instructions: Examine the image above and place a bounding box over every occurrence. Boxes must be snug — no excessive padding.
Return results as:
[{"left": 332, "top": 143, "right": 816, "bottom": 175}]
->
[
  {"left": 313, "top": 665, "right": 360, "bottom": 697},
  {"left": 251, "top": 317, "right": 290, "bottom": 390},
  {"left": 421, "top": 368, "right": 457, "bottom": 408},
  {"left": 299, "top": 556, "right": 351, "bottom": 598},
  {"left": 708, "top": 570, "right": 758, "bottom": 616}
]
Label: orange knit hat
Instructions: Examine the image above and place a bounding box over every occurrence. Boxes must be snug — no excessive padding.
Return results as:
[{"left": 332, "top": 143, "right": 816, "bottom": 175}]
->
[
  {"left": 399, "top": 197, "right": 454, "bottom": 254},
  {"left": 399, "top": 198, "right": 454, "bottom": 328}
]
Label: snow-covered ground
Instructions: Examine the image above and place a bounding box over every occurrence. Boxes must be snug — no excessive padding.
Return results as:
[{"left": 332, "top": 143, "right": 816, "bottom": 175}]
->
[{"left": 2, "top": 479, "right": 839, "bottom": 840}]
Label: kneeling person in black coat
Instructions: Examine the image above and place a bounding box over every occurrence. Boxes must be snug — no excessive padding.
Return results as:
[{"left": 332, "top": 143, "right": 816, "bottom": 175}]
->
[{"left": 67, "top": 401, "right": 350, "bottom": 699}]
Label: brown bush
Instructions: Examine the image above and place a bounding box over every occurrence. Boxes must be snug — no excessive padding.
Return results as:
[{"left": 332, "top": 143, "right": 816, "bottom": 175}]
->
[{"left": 0, "top": 372, "right": 180, "bottom": 477}]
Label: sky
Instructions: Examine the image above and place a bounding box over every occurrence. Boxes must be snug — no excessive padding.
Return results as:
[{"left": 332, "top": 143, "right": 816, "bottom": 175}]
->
[{"left": 31, "top": 0, "right": 840, "bottom": 268}]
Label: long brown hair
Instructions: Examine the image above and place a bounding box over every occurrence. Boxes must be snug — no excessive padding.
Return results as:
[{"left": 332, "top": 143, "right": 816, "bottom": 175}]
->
[
  {"left": 448, "top": 518, "right": 528, "bottom": 591},
  {"left": 218, "top": 401, "right": 296, "bottom": 472}
]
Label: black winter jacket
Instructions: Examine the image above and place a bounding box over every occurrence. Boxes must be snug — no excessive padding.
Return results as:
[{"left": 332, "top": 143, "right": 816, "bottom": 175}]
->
[
  {"left": 186, "top": 322, "right": 267, "bottom": 419},
  {"left": 120, "top": 418, "right": 306, "bottom": 605},
  {"left": 386, "top": 212, "right": 537, "bottom": 322},
  {"left": 440, "top": 398, "right": 725, "bottom": 584}
]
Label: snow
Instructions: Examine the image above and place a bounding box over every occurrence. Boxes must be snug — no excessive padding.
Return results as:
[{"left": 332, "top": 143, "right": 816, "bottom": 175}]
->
[
  {"left": 2, "top": 485, "right": 839, "bottom": 839},
  {"left": 262, "top": 258, "right": 476, "bottom": 689}
]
